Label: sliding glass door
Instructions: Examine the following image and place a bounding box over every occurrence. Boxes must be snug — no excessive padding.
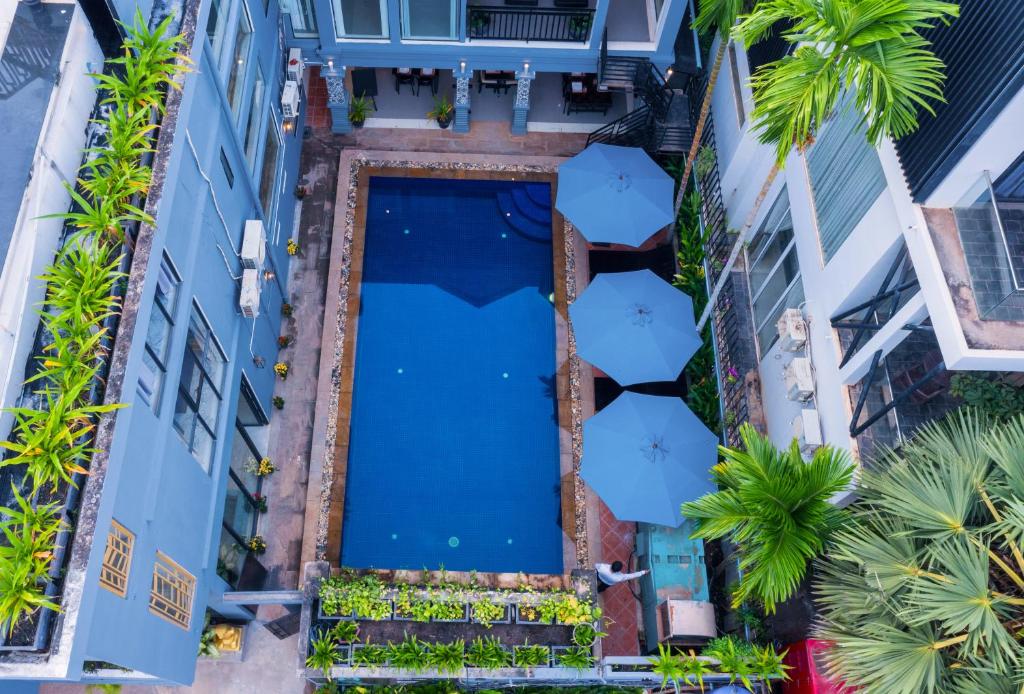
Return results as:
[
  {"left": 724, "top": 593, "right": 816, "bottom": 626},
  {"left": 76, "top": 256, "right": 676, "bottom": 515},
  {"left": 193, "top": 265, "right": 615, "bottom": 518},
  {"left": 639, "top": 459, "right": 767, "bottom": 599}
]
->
[
  {"left": 333, "top": 0, "right": 388, "bottom": 38},
  {"left": 402, "top": 0, "right": 457, "bottom": 40}
]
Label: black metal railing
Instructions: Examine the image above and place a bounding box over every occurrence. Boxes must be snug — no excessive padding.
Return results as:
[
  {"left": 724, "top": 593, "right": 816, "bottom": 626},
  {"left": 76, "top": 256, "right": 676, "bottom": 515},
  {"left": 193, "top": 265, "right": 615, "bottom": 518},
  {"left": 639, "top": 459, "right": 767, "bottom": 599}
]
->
[
  {"left": 467, "top": 6, "right": 594, "bottom": 43},
  {"left": 587, "top": 106, "right": 655, "bottom": 149}
]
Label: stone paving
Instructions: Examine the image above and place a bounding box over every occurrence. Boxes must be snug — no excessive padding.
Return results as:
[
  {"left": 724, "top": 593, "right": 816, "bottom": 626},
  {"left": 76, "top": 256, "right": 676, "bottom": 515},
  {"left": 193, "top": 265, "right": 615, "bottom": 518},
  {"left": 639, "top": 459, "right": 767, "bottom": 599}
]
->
[{"left": 598, "top": 501, "right": 642, "bottom": 656}]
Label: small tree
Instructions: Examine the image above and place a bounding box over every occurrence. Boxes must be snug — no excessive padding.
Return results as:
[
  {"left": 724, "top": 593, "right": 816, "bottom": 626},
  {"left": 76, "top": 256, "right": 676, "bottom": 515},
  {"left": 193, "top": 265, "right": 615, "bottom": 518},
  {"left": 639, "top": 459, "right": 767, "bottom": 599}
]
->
[
  {"left": 815, "top": 411, "right": 1024, "bottom": 694},
  {"left": 682, "top": 423, "right": 855, "bottom": 611}
]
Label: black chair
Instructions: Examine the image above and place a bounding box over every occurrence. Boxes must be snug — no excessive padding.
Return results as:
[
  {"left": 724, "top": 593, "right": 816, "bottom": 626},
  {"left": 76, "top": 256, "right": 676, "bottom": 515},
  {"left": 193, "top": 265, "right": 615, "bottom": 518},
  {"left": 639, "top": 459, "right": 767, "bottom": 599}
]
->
[
  {"left": 350, "top": 68, "right": 378, "bottom": 110},
  {"left": 393, "top": 68, "right": 416, "bottom": 94},
  {"left": 416, "top": 68, "right": 439, "bottom": 96}
]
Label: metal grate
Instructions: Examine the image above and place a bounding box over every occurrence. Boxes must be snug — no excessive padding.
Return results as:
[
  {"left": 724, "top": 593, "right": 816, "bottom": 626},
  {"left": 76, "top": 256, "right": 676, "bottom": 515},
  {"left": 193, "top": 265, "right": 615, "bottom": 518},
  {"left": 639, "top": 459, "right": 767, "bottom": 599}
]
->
[{"left": 150, "top": 552, "right": 196, "bottom": 630}]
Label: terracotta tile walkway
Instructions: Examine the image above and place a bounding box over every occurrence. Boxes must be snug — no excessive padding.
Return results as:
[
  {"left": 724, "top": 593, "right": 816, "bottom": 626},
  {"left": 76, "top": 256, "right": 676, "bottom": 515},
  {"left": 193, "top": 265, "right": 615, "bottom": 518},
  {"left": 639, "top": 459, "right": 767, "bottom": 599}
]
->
[
  {"left": 304, "top": 66, "right": 329, "bottom": 129},
  {"left": 598, "top": 500, "right": 642, "bottom": 656}
]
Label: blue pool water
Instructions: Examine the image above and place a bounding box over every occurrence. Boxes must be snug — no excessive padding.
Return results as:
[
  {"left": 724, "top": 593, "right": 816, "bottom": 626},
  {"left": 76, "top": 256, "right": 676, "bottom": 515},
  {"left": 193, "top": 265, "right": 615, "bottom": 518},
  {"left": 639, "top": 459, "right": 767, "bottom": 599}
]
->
[{"left": 340, "top": 176, "right": 564, "bottom": 574}]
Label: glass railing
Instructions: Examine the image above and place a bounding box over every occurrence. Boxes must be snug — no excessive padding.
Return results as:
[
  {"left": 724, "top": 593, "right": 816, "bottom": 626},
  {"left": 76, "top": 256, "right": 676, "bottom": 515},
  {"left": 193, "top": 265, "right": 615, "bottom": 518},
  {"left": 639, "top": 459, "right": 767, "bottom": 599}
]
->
[{"left": 952, "top": 172, "right": 1024, "bottom": 320}]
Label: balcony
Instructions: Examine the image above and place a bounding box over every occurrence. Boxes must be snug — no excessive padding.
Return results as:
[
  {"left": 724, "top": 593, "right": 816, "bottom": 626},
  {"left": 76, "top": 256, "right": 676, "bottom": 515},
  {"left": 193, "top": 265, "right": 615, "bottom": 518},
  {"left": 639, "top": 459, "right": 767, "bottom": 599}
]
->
[{"left": 467, "top": 4, "right": 594, "bottom": 43}]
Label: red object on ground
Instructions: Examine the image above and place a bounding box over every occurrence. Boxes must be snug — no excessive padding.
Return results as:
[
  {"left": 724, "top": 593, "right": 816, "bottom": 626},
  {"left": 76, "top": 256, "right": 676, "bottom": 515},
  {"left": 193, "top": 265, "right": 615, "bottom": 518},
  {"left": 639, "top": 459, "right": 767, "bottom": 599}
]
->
[
  {"left": 597, "top": 500, "right": 640, "bottom": 655},
  {"left": 783, "top": 639, "right": 853, "bottom": 694}
]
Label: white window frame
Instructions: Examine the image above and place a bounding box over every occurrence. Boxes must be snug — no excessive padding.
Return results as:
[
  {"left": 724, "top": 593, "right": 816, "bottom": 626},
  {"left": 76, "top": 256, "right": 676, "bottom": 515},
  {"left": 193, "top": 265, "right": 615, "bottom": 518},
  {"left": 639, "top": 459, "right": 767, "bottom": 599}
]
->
[{"left": 332, "top": 0, "right": 389, "bottom": 38}]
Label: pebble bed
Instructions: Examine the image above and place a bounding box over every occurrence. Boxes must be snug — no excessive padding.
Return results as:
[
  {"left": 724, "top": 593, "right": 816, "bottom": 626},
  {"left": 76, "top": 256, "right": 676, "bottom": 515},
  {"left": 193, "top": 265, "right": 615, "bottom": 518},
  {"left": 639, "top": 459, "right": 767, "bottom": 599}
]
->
[{"left": 315, "top": 157, "right": 588, "bottom": 569}]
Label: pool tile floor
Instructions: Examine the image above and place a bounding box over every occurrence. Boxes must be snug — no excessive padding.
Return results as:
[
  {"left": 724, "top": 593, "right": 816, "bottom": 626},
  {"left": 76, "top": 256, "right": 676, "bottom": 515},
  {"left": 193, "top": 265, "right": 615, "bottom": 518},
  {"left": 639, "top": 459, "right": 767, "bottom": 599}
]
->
[{"left": 598, "top": 500, "right": 642, "bottom": 656}]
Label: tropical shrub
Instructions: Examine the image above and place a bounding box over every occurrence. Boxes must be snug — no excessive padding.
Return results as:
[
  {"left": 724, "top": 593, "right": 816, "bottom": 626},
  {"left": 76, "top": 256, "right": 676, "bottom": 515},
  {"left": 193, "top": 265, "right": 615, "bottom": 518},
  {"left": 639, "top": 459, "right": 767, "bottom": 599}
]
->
[
  {"left": 815, "top": 412, "right": 1024, "bottom": 694},
  {"left": 387, "top": 635, "right": 430, "bottom": 673},
  {"left": 426, "top": 639, "right": 465, "bottom": 674},
  {"left": 319, "top": 573, "right": 391, "bottom": 620},
  {"left": 556, "top": 646, "right": 594, "bottom": 671},
  {"left": 470, "top": 596, "right": 506, "bottom": 627},
  {"left": 351, "top": 642, "right": 389, "bottom": 668},
  {"left": 513, "top": 643, "right": 550, "bottom": 668},
  {"left": 329, "top": 619, "right": 358, "bottom": 643},
  {"left": 0, "top": 10, "right": 186, "bottom": 635},
  {"left": 682, "top": 423, "right": 855, "bottom": 611},
  {"left": 949, "top": 373, "right": 1024, "bottom": 420},
  {"left": 306, "top": 632, "right": 341, "bottom": 677}
]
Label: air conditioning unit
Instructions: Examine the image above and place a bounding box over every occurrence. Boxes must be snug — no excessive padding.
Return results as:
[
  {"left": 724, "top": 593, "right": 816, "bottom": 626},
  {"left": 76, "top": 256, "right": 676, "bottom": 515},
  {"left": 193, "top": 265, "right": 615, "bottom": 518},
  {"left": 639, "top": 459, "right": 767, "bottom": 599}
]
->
[
  {"left": 281, "top": 80, "right": 300, "bottom": 118},
  {"left": 777, "top": 307, "right": 807, "bottom": 352},
  {"left": 240, "top": 269, "right": 261, "bottom": 318},
  {"left": 793, "top": 408, "right": 823, "bottom": 455},
  {"left": 286, "top": 48, "right": 303, "bottom": 85},
  {"left": 657, "top": 600, "right": 717, "bottom": 643},
  {"left": 241, "top": 219, "right": 266, "bottom": 270},
  {"left": 784, "top": 357, "right": 814, "bottom": 402}
]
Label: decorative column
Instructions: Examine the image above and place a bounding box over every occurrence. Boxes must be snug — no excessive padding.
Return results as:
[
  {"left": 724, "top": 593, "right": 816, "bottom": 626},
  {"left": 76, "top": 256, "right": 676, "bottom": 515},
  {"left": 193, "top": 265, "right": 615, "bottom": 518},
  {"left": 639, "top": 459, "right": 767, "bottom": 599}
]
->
[
  {"left": 512, "top": 65, "right": 534, "bottom": 136},
  {"left": 324, "top": 62, "right": 350, "bottom": 135},
  {"left": 454, "top": 62, "right": 471, "bottom": 134}
]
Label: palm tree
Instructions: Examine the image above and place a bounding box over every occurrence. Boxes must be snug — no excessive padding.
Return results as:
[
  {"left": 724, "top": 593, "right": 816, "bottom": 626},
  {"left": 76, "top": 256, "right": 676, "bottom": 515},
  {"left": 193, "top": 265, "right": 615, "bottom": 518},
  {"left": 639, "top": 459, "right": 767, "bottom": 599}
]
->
[
  {"left": 670, "top": 0, "right": 746, "bottom": 219},
  {"left": 681, "top": 423, "right": 855, "bottom": 612},
  {"left": 695, "top": 0, "right": 959, "bottom": 330},
  {"left": 814, "top": 411, "right": 1024, "bottom": 694}
]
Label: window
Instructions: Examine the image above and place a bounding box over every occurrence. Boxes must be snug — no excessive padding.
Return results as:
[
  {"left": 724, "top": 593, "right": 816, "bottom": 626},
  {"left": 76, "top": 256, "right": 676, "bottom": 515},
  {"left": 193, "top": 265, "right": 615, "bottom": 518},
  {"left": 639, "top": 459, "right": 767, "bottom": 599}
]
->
[
  {"left": 99, "top": 520, "right": 134, "bottom": 597},
  {"left": 728, "top": 42, "right": 745, "bottom": 127},
  {"left": 746, "top": 187, "right": 805, "bottom": 357},
  {"left": 285, "top": 0, "right": 319, "bottom": 37},
  {"left": 138, "top": 255, "right": 180, "bottom": 413},
  {"left": 258, "top": 114, "right": 281, "bottom": 220},
  {"left": 401, "top": 0, "right": 456, "bottom": 40},
  {"left": 243, "top": 66, "right": 266, "bottom": 170},
  {"left": 173, "top": 306, "right": 227, "bottom": 471},
  {"left": 333, "top": 0, "right": 388, "bottom": 38},
  {"left": 226, "top": 2, "right": 254, "bottom": 117},
  {"left": 150, "top": 552, "right": 195, "bottom": 629},
  {"left": 206, "top": 0, "right": 229, "bottom": 61},
  {"left": 806, "top": 93, "right": 886, "bottom": 261},
  {"left": 220, "top": 147, "right": 235, "bottom": 188}
]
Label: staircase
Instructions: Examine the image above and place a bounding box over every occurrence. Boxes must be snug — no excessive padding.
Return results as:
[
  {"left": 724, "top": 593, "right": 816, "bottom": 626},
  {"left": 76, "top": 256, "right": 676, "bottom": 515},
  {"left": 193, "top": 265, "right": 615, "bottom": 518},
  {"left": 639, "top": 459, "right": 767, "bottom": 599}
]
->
[
  {"left": 587, "top": 30, "right": 693, "bottom": 156},
  {"left": 496, "top": 184, "right": 553, "bottom": 243}
]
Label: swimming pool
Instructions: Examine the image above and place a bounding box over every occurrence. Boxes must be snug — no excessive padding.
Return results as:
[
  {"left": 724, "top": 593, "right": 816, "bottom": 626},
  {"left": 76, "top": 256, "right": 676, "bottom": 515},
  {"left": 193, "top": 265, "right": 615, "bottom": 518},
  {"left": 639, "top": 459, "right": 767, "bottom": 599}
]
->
[{"left": 340, "top": 175, "right": 564, "bottom": 575}]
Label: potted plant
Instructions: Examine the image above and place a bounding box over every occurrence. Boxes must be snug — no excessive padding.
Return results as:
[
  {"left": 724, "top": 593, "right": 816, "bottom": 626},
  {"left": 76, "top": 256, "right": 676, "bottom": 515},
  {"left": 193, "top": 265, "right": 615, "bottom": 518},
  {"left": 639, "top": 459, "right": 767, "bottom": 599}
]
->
[
  {"left": 469, "top": 9, "right": 490, "bottom": 34},
  {"left": 427, "top": 95, "right": 454, "bottom": 129},
  {"left": 514, "top": 601, "right": 548, "bottom": 625},
  {"left": 471, "top": 597, "right": 510, "bottom": 627},
  {"left": 555, "top": 645, "right": 594, "bottom": 671},
  {"left": 350, "top": 641, "right": 389, "bottom": 669},
  {"left": 426, "top": 639, "right": 465, "bottom": 675},
  {"left": 387, "top": 635, "right": 430, "bottom": 673},
  {"left": 306, "top": 631, "right": 342, "bottom": 677},
  {"left": 572, "top": 621, "right": 605, "bottom": 648},
  {"left": 568, "top": 14, "right": 591, "bottom": 39},
  {"left": 466, "top": 636, "right": 512, "bottom": 670},
  {"left": 329, "top": 620, "right": 359, "bottom": 644},
  {"left": 513, "top": 642, "right": 551, "bottom": 669},
  {"left": 349, "top": 95, "right": 370, "bottom": 128},
  {"left": 431, "top": 594, "right": 469, "bottom": 623}
]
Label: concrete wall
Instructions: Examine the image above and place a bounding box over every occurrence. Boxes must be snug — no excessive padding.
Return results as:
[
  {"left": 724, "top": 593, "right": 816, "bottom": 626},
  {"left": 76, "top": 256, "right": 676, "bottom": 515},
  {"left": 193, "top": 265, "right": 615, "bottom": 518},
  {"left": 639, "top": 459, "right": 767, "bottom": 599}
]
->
[
  {"left": 283, "top": 0, "right": 686, "bottom": 72},
  {"left": 54, "top": 0, "right": 302, "bottom": 684}
]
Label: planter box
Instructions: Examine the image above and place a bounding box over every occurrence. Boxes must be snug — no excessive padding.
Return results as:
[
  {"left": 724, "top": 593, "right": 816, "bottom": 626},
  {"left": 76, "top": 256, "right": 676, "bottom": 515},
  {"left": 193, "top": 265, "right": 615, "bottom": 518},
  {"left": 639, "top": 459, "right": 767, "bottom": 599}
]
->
[
  {"left": 353, "top": 599, "right": 393, "bottom": 622},
  {"left": 335, "top": 643, "right": 352, "bottom": 666},
  {"left": 432, "top": 603, "right": 469, "bottom": 623},
  {"left": 316, "top": 600, "right": 354, "bottom": 621},
  {"left": 514, "top": 604, "right": 552, "bottom": 625},
  {"left": 465, "top": 645, "right": 514, "bottom": 671},
  {"left": 469, "top": 603, "right": 512, "bottom": 626},
  {"left": 349, "top": 643, "right": 389, "bottom": 669},
  {"left": 513, "top": 645, "right": 552, "bottom": 668}
]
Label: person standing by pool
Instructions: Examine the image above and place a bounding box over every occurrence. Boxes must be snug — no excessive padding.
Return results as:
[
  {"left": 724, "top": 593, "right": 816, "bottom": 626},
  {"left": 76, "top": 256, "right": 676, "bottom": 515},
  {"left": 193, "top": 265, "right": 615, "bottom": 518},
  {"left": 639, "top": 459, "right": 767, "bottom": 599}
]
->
[{"left": 595, "top": 561, "right": 648, "bottom": 592}]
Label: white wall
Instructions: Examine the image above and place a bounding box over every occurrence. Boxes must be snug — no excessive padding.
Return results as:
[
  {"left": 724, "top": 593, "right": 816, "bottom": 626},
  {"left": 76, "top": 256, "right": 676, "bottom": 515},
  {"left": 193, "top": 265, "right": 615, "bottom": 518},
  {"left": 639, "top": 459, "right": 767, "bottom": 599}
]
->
[{"left": 0, "top": 5, "right": 103, "bottom": 436}]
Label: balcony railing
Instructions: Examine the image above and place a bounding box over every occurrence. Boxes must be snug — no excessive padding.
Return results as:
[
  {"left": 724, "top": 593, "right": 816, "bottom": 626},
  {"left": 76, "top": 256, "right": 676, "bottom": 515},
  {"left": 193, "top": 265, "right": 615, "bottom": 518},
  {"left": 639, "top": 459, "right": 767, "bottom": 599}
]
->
[{"left": 467, "top": 6, "right": 594, "bottom": 43}]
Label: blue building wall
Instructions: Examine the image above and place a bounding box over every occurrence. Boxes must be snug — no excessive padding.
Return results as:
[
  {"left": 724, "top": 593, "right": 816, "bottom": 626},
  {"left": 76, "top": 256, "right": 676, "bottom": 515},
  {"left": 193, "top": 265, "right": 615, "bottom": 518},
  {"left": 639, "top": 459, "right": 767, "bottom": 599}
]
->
[
  {"left": 59, "top": 0, "right": 303, "bottom": 684},
  {"left": 284, "top": 0, "right": 688, "bottom": 72}
]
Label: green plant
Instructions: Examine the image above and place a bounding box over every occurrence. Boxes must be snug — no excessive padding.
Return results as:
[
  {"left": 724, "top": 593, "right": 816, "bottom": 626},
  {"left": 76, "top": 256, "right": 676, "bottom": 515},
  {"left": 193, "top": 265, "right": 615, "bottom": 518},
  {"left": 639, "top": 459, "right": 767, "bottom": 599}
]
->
[
  {"left": 568, "top": 14, "right": 591, "bottom": 37},
  {"left": 306, "top": 633, "right": 340, "bottom": 677},
  {"left": 471, "top": 597, "right": 506, "bottom": 627},
  {"left": 388, "top": 635, "right": 430, "bottom": 673},
  {"left": 748, "top": 643, "right": 789, "bottom": 684},
  {"left": 352, "top": 642, "right": 389, "bottom": 668},
  {"left": 469, "top": 10, "right": 490, "bottom": 32},
  {"left": 281, "top": 302, "right": 293, "bottom": 317},
  {"left": 430, "top": 593, "right": 466, "bottom": 621},
  {"left": 247, "top": 535, "right": 266, "bottom": 554},
  {"left": 649, "top": 644, "right": 685, "bottom": 691},
  {"left": 318, "top": 573, "right": 392, "bottom": 620},
  {"left": 329, "top": 619, "right": 359, "bottom": 643},
  {"left": 198, "top": 624, "right": 220, "bottom": 658},
  {"left": 682, "top": 423, "right": 856, "bottom": 612},
  {"left": 349, "top": 95, "right": 371, "bottom": 124},
  {"left": 680, "top": 652, "right": 713, "bottom": 691},
  {"left": 705, "top": 636, "right": 754, "bottom": 691},
  {"left": 700, "top": 635, "right": 753, "bottom": 662},
  {"left": 427, "top": 639, "right": 465, "bottom": 674},
  {"left": 513, "top": 643, "right": 549, "bottom": 668},
  {"left": 467, "top": 636, "right": 512, "bottom": 669},
  {"left": 949, "top": 373, "right": 1024, "bottom": 420},
  {"left": 0, "top": 11, "right": 186, "bottom": 634},
  {"left": 556, "top": 646, "right": 594, "bottom": 671},
  {"left": 694, "top": 145, "right": 717, "bottom": 180},
  {"left": 815, "top": 411, "right": 1024, "bottom": 694},
  {"left": 272, "top": 396, "right": 285, "bottom": 409},
  {"left": 252, "top": 493, "right": 268, "bottom": 513},
  {"left": 86, "top": 686, "right": 123, "bottom": 694},
  {"left": 427, "top": 95, "right": 453, "bottom": 123},
  {"left": 572, "top": 622, "right": 605, "bottom": 648}
]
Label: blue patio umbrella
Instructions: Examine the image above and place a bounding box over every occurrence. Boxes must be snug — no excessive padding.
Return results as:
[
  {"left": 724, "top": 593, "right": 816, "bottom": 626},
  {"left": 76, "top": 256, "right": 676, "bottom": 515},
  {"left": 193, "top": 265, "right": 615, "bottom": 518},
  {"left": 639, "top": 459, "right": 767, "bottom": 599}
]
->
[
  {"left": 569, "top": 269, "right": 700, "bottom": 385},
  {"left": 556, "top": 143, "right": 674, "bottom": 246},
  {"left": 582, "top": 392, "right": 717, "bottom": 527}
]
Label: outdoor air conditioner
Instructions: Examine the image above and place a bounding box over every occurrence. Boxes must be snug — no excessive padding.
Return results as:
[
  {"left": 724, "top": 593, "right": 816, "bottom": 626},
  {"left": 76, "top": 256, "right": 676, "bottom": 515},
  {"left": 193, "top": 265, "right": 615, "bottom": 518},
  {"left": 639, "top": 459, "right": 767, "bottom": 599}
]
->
[
  {"left": 286, "top": 48, "right": 303, "bottom": 85},
  {"left": 241, "top": 219, "right": 266, "bottom": 270},
  {"left": 240, "top": 269, "right": 261, "bottom": 318},
  {"left": 657, "top": 600, "right": 717, "bottom": 643},
  {"left": 281, "top": 80, "right": 300, "bottom": 118},
  {"left": 777, "top": 307, "right": 807, "bottom": 352},
  {"left": 784, "top": 357, "right": 814, "bottom": 402},
  {"left": 793, "top": 408, "right": 823, "bottom": 455}
]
